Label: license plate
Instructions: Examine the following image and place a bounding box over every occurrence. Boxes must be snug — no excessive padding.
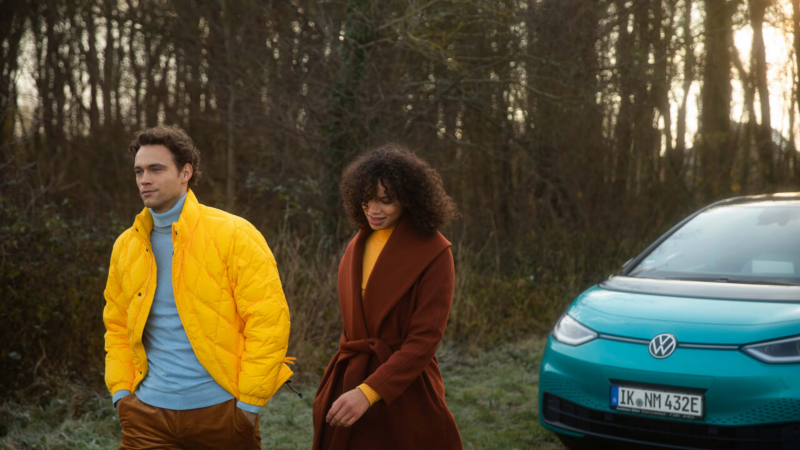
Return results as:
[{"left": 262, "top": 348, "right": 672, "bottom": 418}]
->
[{"left": 611, "top": 385, "right": 704, "bottom": 420}]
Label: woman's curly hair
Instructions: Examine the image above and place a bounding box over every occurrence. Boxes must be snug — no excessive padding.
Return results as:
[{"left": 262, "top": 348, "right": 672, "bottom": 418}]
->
[{"left": 341, "top": 143, "right": 458, "bottom": 239}]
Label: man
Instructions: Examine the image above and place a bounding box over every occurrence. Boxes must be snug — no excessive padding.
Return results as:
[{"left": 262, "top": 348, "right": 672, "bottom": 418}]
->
[{"left": 103, "top": 125, "right": 292, "bottom": 449}]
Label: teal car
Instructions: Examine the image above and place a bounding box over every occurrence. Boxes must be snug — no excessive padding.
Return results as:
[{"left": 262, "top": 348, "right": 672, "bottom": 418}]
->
[{"left": 539, "top": 194, "right": 800, "bottom": 449}]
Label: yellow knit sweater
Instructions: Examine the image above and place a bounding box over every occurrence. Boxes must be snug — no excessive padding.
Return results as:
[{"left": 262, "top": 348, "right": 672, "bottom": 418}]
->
[{"left": 356, "top": 228, "right": 394, "bottom": 406}]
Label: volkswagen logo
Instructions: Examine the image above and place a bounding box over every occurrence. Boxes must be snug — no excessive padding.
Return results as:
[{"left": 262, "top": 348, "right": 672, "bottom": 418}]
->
[{"left": 649, "top": 333, "right": 677, "bottom": 359}]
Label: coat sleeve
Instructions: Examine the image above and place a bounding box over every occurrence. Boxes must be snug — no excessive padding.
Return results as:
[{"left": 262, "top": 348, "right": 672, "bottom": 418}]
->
[
  {"left": 363, "top": 248, "right": 455, "bottom": 405},
  {"left": 103, "top": 236, "right": 135, "bottom": 395},
  {"left": 229, "top": 223, "right": 291, "bottom": 406}
]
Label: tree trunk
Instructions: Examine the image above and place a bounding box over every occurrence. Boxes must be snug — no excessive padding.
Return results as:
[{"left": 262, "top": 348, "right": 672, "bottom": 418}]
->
[
  {"left": 84, "top": 5, "right": 101, "bottom": 133},
  {"left": 529, "top": 0, "right": 604, "bottom": 224},
  {"left": 732, "top": 45, "right": 756, "bottom": 194},
  {"left": 102, "top": 0, "right": 114, "bottom": 128},
  {"left": 613, "top": 0, "right": 634, "bottom": 198},
  {"left": 794, "top": 0, "right": 800, "bottom": 133},
  {"left": 699, "top": 0, "right": 734, "bottom": 199},
  {"left": 126, "top": 0, "right": 143, "bottom": 129},
  {"left": 0, "top": 5, "right": 25, "bottom": 149},
  {"left": 655, "top": 0, "right": 679, "bottom": 181},
  {"left": 750, "top": 0, "right": 774, "bottom": 189},
  {"left": 675, "top": 0, "right": 694, "bottom": 175},
  {"left": 222, "top": 0, "right": 236, "bottom": 210},
  {"left": 320, "top": 0, "right": 374, "bottom": 235},
  {"left": 632, "top": 0, "right": 658, "bottom": 194}
]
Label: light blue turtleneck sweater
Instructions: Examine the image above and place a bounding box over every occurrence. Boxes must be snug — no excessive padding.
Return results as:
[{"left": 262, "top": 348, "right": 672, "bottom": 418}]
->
[{"left": 112, "top": 193, "right": 260, "bottom": 413}]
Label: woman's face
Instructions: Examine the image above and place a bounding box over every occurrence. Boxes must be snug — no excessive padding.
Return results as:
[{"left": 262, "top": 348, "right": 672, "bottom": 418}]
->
[{"left": 363, "top": 180, "right": 403, "bottom": 231}]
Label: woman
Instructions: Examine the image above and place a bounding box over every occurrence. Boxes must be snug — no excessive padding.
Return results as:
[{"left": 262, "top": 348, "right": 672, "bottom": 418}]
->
[{"left": 312, "top": 144, "right": 463, "bottom": 450}]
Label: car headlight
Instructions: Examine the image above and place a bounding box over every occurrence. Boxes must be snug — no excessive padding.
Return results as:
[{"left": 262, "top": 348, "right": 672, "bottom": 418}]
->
[
  {"left": 552, "top": 314, "right": 598, "bottom": 346},
  {"left": 742, "top": 336, "right": 800, "bottom": 363}
]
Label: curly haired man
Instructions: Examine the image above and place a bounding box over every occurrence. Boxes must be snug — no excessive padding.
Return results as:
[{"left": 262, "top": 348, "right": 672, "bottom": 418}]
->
[{"left": 103, "top": 125, "right": 292, "bottom": 449}]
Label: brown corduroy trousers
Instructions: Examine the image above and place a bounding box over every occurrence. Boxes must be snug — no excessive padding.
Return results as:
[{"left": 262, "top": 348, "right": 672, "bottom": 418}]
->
[{"left": 117, "top": 395, "right": 261, "bottom": 450}]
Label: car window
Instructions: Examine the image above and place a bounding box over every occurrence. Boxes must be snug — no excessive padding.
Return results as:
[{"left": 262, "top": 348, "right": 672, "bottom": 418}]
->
[{"left": 629, "top": 202, "right": 800, "bottom": 285}]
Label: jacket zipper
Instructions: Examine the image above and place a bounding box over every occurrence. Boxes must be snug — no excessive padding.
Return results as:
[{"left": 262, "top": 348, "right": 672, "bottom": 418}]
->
[{"left": 132, "top": 240, "right": 156, "bottom": 383}]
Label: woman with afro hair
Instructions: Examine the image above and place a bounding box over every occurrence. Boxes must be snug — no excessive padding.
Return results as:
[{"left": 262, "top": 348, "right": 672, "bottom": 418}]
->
[{"left": 312, "top": 143, "right": 463, "bottom": 450}]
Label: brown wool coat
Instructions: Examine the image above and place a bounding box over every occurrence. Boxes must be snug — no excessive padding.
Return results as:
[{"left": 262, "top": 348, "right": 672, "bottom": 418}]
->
[{"left": 312, "top": 218, "right": 463, "bottom": 450}]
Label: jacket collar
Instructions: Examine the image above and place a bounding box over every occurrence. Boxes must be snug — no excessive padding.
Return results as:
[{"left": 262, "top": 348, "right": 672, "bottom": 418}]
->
[
  {"left": 131, "top": 189, "right": 202, "bottom": 247},
  {"left": 343, "top": 215, "right": 451, "bottom": 339}
]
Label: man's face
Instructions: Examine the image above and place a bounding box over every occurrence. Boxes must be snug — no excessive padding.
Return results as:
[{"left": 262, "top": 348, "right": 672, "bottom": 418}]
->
[{"left": 134, "top": 144, "right": 191, "bottom": 214}]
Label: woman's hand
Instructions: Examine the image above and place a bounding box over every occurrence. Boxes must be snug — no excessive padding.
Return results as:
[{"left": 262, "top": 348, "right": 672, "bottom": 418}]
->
[{"left": 326, "top": 389, "right": 370, "bottom": 427}]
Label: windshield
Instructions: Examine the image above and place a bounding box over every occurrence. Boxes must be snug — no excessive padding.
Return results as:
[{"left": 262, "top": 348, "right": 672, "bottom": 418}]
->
[{"left": 629, "top": 201, "right": 800, "bottom": 285}]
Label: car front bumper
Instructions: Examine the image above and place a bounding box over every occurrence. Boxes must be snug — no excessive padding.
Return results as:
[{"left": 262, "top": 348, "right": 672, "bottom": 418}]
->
[{"left": 538, "top": 335, "right": 800, "bottom": 448}]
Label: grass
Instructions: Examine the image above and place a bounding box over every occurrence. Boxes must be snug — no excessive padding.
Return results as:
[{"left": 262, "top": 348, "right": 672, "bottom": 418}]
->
[
  {"left": 442, "top": 338, "right": 564, "bottom": 449},
  {"left": 0, "top": 336, "right": 565, "bottom": 450}
]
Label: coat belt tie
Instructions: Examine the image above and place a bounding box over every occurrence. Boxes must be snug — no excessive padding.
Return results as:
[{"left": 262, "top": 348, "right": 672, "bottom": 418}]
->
[
  {"left": 337, "top": 333, "right": 404, "bottom": 364},
  {"left": 311, "top": 333, "right": 406, "bottom": 449}
]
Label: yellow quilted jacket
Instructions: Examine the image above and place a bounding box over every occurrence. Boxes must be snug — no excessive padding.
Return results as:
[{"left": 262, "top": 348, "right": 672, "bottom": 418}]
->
[{"left": 103, "top": 190, "right": 292, "bottom": 406}]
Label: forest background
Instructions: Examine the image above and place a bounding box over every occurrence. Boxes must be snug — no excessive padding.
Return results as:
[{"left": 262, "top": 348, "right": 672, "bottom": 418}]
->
[{"left": 1, "top": 0, "right": 800, "bottom": 443}]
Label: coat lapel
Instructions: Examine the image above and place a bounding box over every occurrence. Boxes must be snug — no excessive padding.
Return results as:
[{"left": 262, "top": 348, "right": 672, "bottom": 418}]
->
[
  {"left": 339, "top": 229, "right": 370, "bottom": 341},
  {"left": 362, "top": 217, "right": 451, "bottom": 337}
]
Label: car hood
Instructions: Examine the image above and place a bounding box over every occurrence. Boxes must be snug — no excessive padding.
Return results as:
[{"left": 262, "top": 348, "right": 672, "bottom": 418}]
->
[{"left": 569, "top": 281, "right": 800, "bottom": 345}]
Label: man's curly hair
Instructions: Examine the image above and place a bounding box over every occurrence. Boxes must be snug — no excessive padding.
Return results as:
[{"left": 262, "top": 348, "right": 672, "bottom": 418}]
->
[
  {"left": 341, "top": 143, "right": 458, "bottom": 239},
  {"left": 129, "top": 125, "right": 203, "bottom": 187}
]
